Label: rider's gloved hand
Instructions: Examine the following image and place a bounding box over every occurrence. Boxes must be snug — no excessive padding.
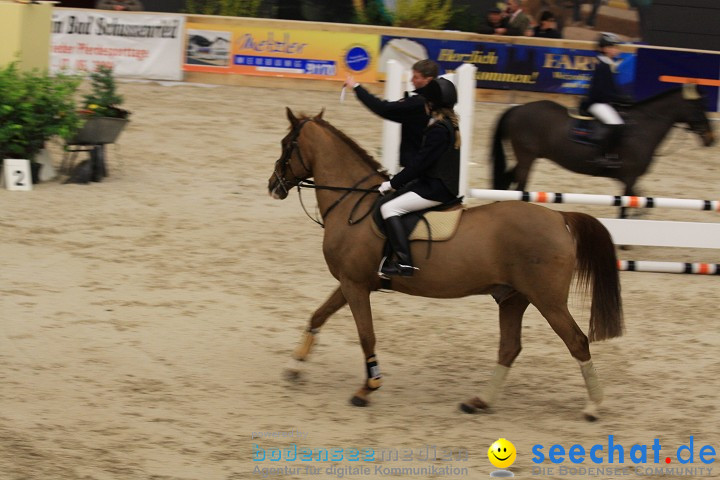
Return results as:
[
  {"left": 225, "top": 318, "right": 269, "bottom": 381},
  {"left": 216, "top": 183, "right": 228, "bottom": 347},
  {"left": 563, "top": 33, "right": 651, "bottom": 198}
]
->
[{"left": 378, "top": 181, "right": 393, "bottom": 195}]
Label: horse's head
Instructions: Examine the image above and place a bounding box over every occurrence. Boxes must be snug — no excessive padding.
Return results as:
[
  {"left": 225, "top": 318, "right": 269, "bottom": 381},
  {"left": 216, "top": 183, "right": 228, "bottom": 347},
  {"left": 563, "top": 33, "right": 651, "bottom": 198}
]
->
[
  {"left": 268, "top": 108, "right": 324, "bottom": 199},
  {"left": 680, "top": 84, "right": 715, "bottom": 147}
]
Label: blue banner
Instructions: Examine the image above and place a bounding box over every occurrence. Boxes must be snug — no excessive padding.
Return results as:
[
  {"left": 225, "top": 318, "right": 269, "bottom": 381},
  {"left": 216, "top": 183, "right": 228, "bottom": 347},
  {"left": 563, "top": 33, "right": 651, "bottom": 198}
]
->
[
  {"left": 380, "top": 36, "right": 635, "bottom": 96},
  {"left": 634, "top": 48, "right": 720, "bottom": 112}
]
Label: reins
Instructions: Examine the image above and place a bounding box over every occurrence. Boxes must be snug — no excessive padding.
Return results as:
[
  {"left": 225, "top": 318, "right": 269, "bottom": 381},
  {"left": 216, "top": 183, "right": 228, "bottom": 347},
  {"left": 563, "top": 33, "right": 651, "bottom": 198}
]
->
[{"left": 297, "top": 175, "right": 381, "bottom": 227}]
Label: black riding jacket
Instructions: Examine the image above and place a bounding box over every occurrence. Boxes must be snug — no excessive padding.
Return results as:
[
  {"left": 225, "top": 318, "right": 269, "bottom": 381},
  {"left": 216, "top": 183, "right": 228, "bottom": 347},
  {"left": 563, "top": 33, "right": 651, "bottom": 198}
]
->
[
  {"left": 389, "top": 117, "right": 460, "bottom": 202},
  {"left": 581, "top": 55, "right": 626, "bottom": 110},
  {"left": 354, "top": 85, "right": 430, "bottom": 167}
]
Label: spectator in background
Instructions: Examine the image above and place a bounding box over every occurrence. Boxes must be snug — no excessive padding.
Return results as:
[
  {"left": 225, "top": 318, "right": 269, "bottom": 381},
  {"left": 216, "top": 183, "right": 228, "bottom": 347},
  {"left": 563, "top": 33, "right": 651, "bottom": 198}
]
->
[
  {"left": 95, "top": 0, "right": 144, "bottom": 11},
  {"left": 505, "top": 0, "right": 532, "bottom": 36},
  {"left": 628, "top": 0, "right": 652, "bottom": 43},
  {"left": 533, "top": 10, "right": 562, "bottom": 38},
  {"left": 572, "top": 0, "right": 602, "bottom": 28},
  {"left": 478, "top": 7, "right": 509, "bottom": 35}
]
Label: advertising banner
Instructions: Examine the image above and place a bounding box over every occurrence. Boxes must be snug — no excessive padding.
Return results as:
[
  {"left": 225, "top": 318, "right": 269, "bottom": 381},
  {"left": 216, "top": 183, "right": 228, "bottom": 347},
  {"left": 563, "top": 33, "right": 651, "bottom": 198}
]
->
[
  {"left": 634, "top": 48, "right": 720, "bottom": 112},
  {"left": 51, "top": 10, "right": 185, "bottom": 81},
  {"left": 184, "top": 23, "right": 379, "bottom": 83},
  {"left": 379, "top": 36, "right": 635, "bottom": 96}
]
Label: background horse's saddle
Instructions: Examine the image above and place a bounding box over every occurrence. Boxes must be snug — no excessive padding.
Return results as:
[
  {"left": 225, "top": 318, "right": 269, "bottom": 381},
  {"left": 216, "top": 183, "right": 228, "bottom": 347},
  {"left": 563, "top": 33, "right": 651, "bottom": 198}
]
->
[{"left": 569, "top": 109, "right": 603, "bottom": 146}]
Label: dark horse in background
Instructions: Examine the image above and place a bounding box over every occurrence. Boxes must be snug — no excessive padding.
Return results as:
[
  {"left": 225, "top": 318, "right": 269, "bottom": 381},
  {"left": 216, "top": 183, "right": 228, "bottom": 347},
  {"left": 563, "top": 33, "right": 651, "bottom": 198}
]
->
[{"left": 491, "top": 84, "right": 715, "bottom": 218}]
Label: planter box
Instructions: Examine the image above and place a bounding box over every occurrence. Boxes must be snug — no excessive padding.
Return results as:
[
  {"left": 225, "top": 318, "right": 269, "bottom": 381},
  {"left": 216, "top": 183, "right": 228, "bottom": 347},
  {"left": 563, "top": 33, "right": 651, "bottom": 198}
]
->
[{"left": 69, "top": 116, "right": 129, "bottom": 145}]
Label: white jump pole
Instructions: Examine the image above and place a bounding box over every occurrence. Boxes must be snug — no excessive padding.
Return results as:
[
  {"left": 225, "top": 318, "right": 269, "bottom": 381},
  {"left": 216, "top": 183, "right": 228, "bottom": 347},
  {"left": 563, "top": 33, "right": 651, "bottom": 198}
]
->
[
  {"left": 599, "top": 219, "right": 720, "bottom": 249},
  {"left": 468, "top": 188, "right": 720, "bottom": 212},
  {"left": 455, "top": 63, "right": 477, "bottom": 199},
  {"left": 381, "top": 60, "right": 404, "bottom": 175},
  {"left": 618, "top": 261, "right": 719, "bottom": 275}
]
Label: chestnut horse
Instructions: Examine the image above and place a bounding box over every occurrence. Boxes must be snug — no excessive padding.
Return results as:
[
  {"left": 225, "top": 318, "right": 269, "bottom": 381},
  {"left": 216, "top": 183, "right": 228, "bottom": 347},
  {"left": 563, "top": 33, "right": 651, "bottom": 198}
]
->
[
  {"left": 268, "top": 108, "right": 623, "bottom": 420},
  {"left": 492, "top": 84, "right": 715, "bottom": 218}
]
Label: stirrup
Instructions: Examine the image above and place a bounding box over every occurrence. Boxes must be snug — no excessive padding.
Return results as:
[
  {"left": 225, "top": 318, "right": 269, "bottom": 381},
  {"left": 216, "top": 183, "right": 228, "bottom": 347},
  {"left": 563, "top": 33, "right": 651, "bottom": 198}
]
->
[{"left": 380, "top": 261, "right": 417, "bottom": 277}]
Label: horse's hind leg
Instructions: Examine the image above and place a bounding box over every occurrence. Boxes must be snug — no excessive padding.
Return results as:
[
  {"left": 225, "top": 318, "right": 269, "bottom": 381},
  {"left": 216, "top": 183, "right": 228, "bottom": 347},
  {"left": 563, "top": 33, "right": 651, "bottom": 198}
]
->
[
  {"left": 533, "top": 301, "right": 603, "bottom": 421},
  {"left": 461, "top": 292, "right": 529, "bottom": 414},
  {"left": 286, "top": 286, "right": 346, "bottom": 378}
]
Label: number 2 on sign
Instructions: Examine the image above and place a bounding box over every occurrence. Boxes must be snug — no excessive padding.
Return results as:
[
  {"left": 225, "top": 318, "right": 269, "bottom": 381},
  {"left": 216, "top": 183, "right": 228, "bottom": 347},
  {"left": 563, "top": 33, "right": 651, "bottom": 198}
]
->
[{"left": 14, "top": 169, "right": 26, "bottom": 187}]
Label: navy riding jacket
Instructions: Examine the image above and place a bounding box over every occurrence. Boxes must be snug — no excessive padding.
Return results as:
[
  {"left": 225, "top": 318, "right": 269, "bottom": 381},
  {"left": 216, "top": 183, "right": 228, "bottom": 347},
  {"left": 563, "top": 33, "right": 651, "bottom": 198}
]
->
[
  {"left": 581, "top": 56, "right": 627, "bottom": 111},
  {"left": 354, "top": 85, "right": 430, "bottom": 167},
  {"left": 389, "top": 118, "right": 459, "bottom": 203}
]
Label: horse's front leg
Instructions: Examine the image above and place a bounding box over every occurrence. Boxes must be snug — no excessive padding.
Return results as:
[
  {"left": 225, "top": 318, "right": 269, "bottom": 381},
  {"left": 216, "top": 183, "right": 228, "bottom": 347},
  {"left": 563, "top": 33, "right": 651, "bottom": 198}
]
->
[
  {"left": 340, "top": 279, "right": 381, "bottom": 407},
  {"left": 286, "top": 286, "right": 347, "bottom": 379}
]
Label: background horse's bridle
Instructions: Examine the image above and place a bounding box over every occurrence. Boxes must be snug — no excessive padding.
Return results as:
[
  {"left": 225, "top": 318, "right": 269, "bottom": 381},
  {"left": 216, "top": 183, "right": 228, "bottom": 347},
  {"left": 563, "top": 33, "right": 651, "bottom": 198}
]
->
[{"left": 273, "top": 118, "right": 382, "bottom": 227}]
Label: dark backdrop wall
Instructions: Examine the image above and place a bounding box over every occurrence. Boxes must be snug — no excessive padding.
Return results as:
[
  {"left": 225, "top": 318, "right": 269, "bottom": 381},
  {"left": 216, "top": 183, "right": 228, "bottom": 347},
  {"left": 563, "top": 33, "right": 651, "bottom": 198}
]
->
[
  {"left": 56, "top": 0, "right": 186, "bottom": 12},
  {"left": 649, "top": 0, "right": 720, "bottom": 51}
]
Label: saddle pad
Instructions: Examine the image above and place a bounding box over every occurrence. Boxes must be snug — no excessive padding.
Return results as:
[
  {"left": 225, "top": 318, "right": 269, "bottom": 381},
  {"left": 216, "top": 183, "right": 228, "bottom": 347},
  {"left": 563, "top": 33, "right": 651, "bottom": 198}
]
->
[
  {"left": 568, "top": 109, "right": 594, "bottom": 121},
  {"left": 372, "top": 209, "right": 464, "bottom": 241}
]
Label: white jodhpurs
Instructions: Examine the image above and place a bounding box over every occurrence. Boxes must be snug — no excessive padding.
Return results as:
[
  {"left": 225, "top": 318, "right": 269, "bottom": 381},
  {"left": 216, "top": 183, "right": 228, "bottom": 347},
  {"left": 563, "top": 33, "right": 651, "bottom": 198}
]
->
[
  {"left": 380, "top": 191, "right": 441, "bottom": 219},
  {"left": 588, "top": 103, "right": 624, "bottom": 125}
]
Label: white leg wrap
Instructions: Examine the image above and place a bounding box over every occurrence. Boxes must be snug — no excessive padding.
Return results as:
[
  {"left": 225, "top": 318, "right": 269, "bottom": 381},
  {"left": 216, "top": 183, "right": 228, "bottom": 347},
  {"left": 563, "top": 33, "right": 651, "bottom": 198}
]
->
[
  {"left": 478, "top": 364, "right": 510, "bottom": 406},
  {"left": 578, "top": 359, "right": 603, "bottom": 404}
]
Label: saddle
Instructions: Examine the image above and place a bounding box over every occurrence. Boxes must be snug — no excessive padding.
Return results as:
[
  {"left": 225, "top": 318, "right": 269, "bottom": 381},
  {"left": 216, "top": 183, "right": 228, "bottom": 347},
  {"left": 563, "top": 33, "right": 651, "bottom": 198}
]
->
[
  {"left": 568, "top": 109, "right": 603, "bottom": 146},
  {"left": 372, "top": 194, "right": 464, "bottom": 252}
]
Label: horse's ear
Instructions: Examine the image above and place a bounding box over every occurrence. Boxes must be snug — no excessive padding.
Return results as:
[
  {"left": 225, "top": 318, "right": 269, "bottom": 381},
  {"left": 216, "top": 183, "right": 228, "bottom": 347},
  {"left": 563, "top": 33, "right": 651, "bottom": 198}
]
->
[
  {"left": 682, "top": 83, "right": 700, "bottom": 100},
  {"left": 315, "top": 108, "right": 325, "bottom": 120},
  {"left": 286, "top": 107, "right": 299, "bottom": 127}
]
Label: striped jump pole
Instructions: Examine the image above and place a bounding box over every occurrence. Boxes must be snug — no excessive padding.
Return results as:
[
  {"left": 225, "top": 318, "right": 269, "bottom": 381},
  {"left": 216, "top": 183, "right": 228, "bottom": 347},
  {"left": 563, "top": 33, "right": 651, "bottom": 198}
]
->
[
  {"left": 618, "top": 261, "right": 720, "bottom": 275},
  {"left": 468, "top": 189, "right": 720, "bottom": 212}
]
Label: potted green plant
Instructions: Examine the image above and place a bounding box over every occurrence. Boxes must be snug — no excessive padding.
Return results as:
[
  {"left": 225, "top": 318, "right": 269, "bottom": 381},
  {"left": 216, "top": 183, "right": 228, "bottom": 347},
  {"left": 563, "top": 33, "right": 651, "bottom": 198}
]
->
[
  {"left": 64, "top": 66, "right": 131, "bottom": 183},
  {"left": 0, "top": 61, "right": 82, "bottom": 182},
  {"left": 72, "top": 65, "right": 131, "bottom": 145}
]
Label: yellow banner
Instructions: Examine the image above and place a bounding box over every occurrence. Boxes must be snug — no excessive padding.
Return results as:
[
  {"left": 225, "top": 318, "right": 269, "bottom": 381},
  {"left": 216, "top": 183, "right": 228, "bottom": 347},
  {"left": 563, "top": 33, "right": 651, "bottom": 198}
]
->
[{"left": 185, "top": 23, "right": 379, "bottom": 82}]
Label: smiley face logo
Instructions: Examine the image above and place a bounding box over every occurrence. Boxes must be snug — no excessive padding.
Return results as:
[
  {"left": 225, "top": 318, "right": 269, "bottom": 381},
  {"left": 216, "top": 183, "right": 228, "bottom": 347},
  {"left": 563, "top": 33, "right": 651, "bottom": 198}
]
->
[{"left": 488, "top": 438, "right": 517, "bottom": 469}]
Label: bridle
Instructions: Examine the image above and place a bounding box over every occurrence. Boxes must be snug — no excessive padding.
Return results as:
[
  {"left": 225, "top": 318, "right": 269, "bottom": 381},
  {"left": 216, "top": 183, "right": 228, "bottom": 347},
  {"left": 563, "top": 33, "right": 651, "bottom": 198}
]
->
[
  {"left": 272, "top": 118, "right": 383, "bottom": 227},
  {"left": 272, "top": 118, "right": 312, "bottom": 197}
]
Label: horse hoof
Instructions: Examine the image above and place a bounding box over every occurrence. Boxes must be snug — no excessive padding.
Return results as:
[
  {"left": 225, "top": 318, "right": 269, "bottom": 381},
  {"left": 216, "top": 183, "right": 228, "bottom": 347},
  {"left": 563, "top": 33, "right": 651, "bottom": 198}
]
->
[
  {"left": 284, "top": 359, "right": 304, "bottom": 381},
  {"left": 460, "top": 396, "right": 489, "bottom": 414},
  {"left": 351, "top": 395, "right": 369, "bottom": 407},
  {"left": 582, "top": 403, "right": 600, "bottom": 421}
]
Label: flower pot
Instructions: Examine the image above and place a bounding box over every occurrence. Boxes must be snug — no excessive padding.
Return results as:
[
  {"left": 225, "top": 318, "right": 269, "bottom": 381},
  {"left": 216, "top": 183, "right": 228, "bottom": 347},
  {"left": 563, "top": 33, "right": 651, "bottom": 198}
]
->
[{"left": 69, "top": 116, "right": 129, "bottom": 145}]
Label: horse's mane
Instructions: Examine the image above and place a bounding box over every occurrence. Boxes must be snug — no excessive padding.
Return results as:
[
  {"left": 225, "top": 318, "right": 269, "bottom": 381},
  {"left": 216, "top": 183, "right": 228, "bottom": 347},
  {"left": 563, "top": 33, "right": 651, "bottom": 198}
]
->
[
  {"left": 633, "top": 86, "right": 685, "bottom": 107},
  {"left": 296, "top": 114, "right": 387, "bottom": 174}
]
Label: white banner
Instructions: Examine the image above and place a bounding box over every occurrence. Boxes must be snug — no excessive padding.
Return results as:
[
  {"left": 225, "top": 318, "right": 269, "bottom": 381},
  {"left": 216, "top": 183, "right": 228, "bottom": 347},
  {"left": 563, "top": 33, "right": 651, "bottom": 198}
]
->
[{"left": 50, "top": 9, "right": 185, "bottom": 81}]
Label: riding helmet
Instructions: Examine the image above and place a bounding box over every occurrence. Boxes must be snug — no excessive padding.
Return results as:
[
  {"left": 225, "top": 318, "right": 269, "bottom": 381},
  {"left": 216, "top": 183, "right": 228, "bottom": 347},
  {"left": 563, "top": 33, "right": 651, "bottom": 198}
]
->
[
  {"left": 597, "top": 32, "right": 621, "bottom": 48},
  {"left": 415, "top": 77, "right": 457, "bottom": 108}
]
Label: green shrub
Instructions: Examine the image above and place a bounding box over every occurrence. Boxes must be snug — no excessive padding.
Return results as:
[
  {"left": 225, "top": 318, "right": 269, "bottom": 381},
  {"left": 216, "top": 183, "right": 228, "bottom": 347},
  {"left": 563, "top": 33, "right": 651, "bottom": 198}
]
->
[
  {"left": 0, "top": 62, "right": 81, "bottom": 161},
  {"left": 81, "top": 65, "right": 128, "bottom": 119},
  {"left": 393, "top": 0, "right": 453, "bottom": 29},
  {"left": 355, "top": 0, "right": 393, "bottom": 25}
]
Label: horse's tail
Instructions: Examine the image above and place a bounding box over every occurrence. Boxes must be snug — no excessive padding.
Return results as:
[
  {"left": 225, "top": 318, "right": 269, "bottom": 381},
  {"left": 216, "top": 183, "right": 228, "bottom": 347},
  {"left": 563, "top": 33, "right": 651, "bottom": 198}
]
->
[
  {"left": 491, "top": 106, "right": 519, "bottom": 190},
  {"left": 561, "top": 211, "right": 624, "bottom": 342}
]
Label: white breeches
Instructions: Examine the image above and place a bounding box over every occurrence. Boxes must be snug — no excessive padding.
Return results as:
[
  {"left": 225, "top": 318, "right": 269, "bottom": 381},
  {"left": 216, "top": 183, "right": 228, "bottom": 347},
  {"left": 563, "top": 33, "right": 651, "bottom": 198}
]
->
[
  {"left": 588, "top": 103, "right": 624, "bottom": 125},
  {"left": 380, "top": 191, "right": 441, "bottom": 219}
]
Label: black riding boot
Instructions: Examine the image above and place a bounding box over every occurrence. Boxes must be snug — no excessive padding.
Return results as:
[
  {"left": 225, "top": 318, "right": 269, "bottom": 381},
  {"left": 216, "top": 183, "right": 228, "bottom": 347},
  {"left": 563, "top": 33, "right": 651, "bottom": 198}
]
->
[
  {"left": 381, "top": 216, "right": 416, "bottom": 277},
  {"left": 596, "top": 124, "right": 624, "bottom": 168}
]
